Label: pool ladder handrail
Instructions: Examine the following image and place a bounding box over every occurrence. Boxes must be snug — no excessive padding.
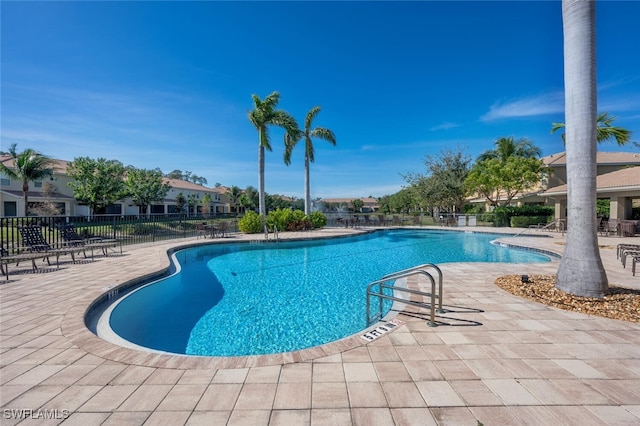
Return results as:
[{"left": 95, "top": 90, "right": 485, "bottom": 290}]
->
[
  {"left": 366, "top": 264, "right": 444, "bottom": 328},
  {"left": 263, "top": 223, "right": 279, "bottom": 241}
]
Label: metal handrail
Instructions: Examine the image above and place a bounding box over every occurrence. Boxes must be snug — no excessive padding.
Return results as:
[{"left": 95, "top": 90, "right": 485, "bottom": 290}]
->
[
  {"left": 366, "top": 268, "right": 440, "bottom": 327},
  {"left": 382, "top": 263, "right": 443, "bottom": 312}
]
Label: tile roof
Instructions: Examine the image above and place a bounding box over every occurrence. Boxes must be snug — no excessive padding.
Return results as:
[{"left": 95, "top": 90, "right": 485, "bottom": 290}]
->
[
  {"left": 543, "top": 151, "right": 640, "bottom": 166},
  {"left": 543, "top": 166, "right": 640, "bottom": 195}
]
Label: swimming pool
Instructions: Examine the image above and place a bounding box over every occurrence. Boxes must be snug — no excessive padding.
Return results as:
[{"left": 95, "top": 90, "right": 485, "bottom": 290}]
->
[{"left": 99, "top": 229, "right": 552, "bottom": 356}]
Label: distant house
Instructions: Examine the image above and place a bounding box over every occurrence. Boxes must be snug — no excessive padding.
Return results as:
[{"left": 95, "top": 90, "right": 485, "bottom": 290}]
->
[
  {"left": 0, "top": 155, "right": 230, "bottom": 217},
  {"left": 319, "top": 197, "right": 380, "bottom": 213},
  {"left": 161, "top": 179, "right": 229, "bottom": 216},
  {"left": 1, "top": 157, "right": 76, "bottom": 216}
]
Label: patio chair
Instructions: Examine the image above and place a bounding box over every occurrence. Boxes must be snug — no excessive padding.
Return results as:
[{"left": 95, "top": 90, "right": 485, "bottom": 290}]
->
[
  {"left": 61, "top": 224, "right": 121, "bottom": 258},
  {"left": 214, "top": 221, "right": 230, "bottom": 238},
  {"left": 18, "top": 225, "right": 83, "bottom": 266},
  {"left": 602, "top": 219, "right": 620, "bottom": 236},
  {"left": 0, "top": 245, "right": 51, "bottom": 280}
]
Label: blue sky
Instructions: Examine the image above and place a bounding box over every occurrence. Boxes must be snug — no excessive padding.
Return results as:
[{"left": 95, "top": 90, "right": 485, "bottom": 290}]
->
[{"left": 2, "top": 1, "right": 639, "bottom": 199}]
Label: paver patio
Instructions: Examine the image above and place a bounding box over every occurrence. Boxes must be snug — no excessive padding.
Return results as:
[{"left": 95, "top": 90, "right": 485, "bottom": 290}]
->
[{"left": 1, "top": 227, "right": 639, "bottom": 425}]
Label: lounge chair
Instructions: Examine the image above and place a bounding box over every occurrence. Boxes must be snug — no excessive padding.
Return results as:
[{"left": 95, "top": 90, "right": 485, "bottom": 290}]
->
[
  {"left": 61, "top": 224, "right": 121, "bottom": 258},
  {"left": 0, "top": 245, "right": 52, "bottom": 280},
  {"left": 617, "top": 243, "right": 640, "bottom": 260},
  {"left": 18, "top": 225, "right": 83, "bottom": 266},
  {"left": 620, "top": 248, "right": 640, "bottom": 268}
]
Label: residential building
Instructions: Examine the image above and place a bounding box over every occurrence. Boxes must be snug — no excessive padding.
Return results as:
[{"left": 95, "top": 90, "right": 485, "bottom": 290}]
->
[
  {"left": 0, "top": 155, "right": 230, "bottom": 217},
  {"left": 467, "top": 151, "right": 640, "bottom": 221}
]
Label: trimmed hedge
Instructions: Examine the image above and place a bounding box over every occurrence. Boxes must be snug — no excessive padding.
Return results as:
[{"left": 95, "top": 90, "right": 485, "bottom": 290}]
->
[{"left": 493, "top": 205, "right": 555, "bottom": 227}]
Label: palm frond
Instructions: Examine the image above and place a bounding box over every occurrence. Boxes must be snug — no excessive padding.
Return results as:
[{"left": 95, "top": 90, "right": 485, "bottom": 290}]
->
[
  {"left": 305, "top": 106, "right": 321, "bottom": 130},
  {"left": 309, "top": 127, "right": 336, "bottom": 145},
  {"left": 305, "top": 136, "right": 316, "bottom": 163}
]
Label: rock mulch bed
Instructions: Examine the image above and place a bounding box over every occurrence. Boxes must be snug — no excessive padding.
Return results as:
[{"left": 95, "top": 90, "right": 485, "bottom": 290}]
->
[{"left": 495, "top": 274, "right": 640, "bottom": 322}]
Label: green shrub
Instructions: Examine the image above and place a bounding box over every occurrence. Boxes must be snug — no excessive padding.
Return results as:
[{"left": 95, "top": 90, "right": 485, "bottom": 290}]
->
[
  {"left": 238, "top": 211, "right": 264, "bottom": 234},
  {"left": 266, "top": 208, "right": 294, "bottom": 232},
  {"left": 309, "top": 211, "right": 327, "bottom": 228},
  {"left": 493, "top": 205, "right": 555, "bottom": 227}
]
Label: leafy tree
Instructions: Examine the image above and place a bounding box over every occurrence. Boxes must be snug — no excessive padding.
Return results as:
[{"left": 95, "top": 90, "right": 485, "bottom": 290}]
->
[
  {"left": 29, "top": 182, "right": 63, "bottom": 216},
  {"left": 175, "top": 192, "right": 187, "bottom": 214},
  {"left": 187, "top": 193, "right": 198, "bottom": 216},
  {"left": 248, "top": 91, "right": 299, "bottom": 219},
  {"left": 0, "top": 144, "right": 55, "bottom": 216},
  {"left": 388, "top": 189, "right": 415, "bottom": 214},
  {"left": 465, "top": 156, "right": 546, "bottom": 206},
  {"left": 67, "top": 157, "right": 127, "bottom": 215},
  {"left": 405, "top": 148, "right": 471, "bottom": 214},
  {"left": 556, "top": 0, "right": 608, "bottom": 298},
  {"left": 201, "top": 193, "right": 213, "bottom": 218},
  {"left": 124, "top": 168, "right": 171, "bottom": 216},
  {"left": 551, "top": 112, "right": 632, "bottom": 146},
  {"left": 284, "top": 106, "right": 337, "bottom": 214},
  {"left": 377, "top": 195, "right": 392, "bottom": 214},
  {"left": 351, "top": 198, "right": 364, "bottom": 212},
  {"left": 165, "top": 169, "right": 184, "bottom": 180},
  {"left": 164, "top": 169, "right": 208, "bottom": 185}
]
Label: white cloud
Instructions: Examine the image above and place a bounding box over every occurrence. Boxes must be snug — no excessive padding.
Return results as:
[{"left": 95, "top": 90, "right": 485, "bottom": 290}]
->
[
  {"left": 429, "top": 122, "right": 461, "bottom": 131},
  {"left": 481, "top": 91, "right": 564, "bottom": 121}
]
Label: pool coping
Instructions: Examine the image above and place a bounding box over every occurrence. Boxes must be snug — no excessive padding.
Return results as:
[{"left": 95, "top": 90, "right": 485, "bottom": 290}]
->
[{"left": 61, "top": 227, "right": 561, "bottom": 370}]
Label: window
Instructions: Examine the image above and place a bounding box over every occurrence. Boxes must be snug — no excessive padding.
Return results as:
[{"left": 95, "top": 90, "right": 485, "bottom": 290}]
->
[
  {"left": 0, "top": 177, "right": 9, "bottom": 186},
  {"left": 34, "top": 181, "right": 43, "bottom": 188}
]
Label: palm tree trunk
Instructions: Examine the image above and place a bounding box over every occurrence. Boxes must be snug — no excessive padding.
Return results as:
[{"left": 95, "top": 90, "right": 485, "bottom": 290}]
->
[
  {"left": 22, "top": 180, "right": 29, "bottom": 216},
  {"left": 258, "top": 130, "right": 266, "bottom": 218},
  {"left": 304, "top": 155, "right": 311, "bottom": 215},
  {"left": 556, "top": 0, "right": 608, "bottom": 298}
]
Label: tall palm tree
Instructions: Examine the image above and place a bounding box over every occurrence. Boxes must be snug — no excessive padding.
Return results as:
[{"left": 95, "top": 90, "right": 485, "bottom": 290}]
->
[
  {"left": 248, "top": 91, "right": 299, "bottom": 219},
  {"left": 477, "top": 136, "right": 541, "bottom": 162},
  {"left": 551, "top": 112, "right": 632, "bottom": 145},
  {"left": 284, "top": 106, "right": 337, "bottom": 214},
  {"left": 0, "top": 144, "right": 54, "bottom": 216},
  {"left": 556, "top": 0, "right": 608, "bottom": 298}
]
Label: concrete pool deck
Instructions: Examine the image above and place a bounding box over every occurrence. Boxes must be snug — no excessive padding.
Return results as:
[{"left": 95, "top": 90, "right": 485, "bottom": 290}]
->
[{"left": 1, "top": 226, "right": 639, "bottom": 425}]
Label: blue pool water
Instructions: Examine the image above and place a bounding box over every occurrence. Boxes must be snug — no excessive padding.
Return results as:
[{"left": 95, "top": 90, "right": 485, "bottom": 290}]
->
[{"left": 106, "top": 229, "right": 552, "bottom": 356}]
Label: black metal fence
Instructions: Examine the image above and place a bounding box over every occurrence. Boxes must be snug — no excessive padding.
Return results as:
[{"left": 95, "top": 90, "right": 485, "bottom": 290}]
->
[{"left": 0, "top": 214, "right": 240, "bottom": 253}]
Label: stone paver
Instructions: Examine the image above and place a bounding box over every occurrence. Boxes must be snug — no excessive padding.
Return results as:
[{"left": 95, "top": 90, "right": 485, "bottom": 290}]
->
[{"left": 1, "top": 227, "right": 639, "bottom": 425}]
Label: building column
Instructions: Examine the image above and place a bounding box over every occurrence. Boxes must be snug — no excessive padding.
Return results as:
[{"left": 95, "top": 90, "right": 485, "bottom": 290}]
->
[
  {"left": 554, "top": 198, "right": 567, "bottom": 220},
  {"left": 609, "top": 196, "right": 622, "bottom": 220}
]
